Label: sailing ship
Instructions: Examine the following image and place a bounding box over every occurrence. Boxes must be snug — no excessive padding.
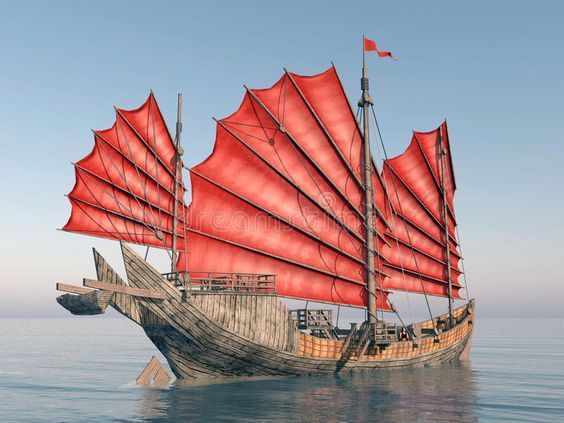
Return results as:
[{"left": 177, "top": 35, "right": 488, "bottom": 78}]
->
[{"left": 56, "top": 40, "right": 474, "bottom": 379}]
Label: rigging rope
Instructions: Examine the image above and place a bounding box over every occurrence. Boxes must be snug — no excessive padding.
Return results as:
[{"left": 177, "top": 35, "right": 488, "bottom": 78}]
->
[
  {"left": 115, "top": 114, "right": 173, "bottom": 257},
  {"left": 370, "top": 105, "right": 438, "bottom": 334},
  {"left": 455, "top": 226, "right": 471, "bottom": 304},
  {"left": 248, "top": 82, "right": 369, "bottom": 273},
  {"left": 369, "top": 115, "right": 416, "bottom": 329}
]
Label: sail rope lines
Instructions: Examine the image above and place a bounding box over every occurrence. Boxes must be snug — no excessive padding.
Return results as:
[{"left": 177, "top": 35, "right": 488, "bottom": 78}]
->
[
  {"left": 370, "top": 105, "right": 438, "bottom": 335},
  {"left": 75, "top": 134, "right": 175, "bottom": 245},
  {"left": 219, "top": 103, "right": 371, "bottom": 263},
  {"left": 114, "top": 107, "right": 175, "bottom": 260},
  {"left": 456, "top": 227, "right": 471, "bottom": 304},
  {"left": 247, "top": 81, "right": 368, "bottom": 263},
  {"left": 88, "top": 127, "right": 180, "bottom": 257},
  {"left": 115, "top": 111, "right": 165, "bottom": 235},
  {"left": 367, "top": 108, "right": 416, "bottom": 332},
  {"left": 264, "top": 86, "right": 366, "bottom": 300},
  {"left": 71, "top": 166, "right": 159, "bottom": 245},
  {"left": 243, "top": 75, "right": 383, "bottom": 308}
]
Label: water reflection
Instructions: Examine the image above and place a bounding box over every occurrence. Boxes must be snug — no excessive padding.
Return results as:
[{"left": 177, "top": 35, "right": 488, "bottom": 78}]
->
[{"left": 136, "top": 362, "right": 478, "bottom": 422}]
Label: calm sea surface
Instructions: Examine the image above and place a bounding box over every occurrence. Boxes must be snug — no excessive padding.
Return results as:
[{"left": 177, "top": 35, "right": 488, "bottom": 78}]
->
[{"left": 0, "top": 318, "right": 562, "bottom": 422}]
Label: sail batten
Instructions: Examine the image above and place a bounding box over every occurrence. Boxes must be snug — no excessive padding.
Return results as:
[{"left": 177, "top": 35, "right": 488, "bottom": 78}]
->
[
  {"left": 215, "top": 119, "right": 367, "bottom": 246},
  {"left": 63, "top": 93, "right": 188, "bottom": 252},
  {"left": 384, "top": 162, "right": 457, "bottom": 243},
  {"left": 74, "top": 164, "right": 188, "bottom": 227},
  {"left": 93, "top": 130, "right": 180, "bottom": 200},
  {"left": 245, "top": 86, "right": 366, "bottom": 222},
  {"left": 284, "top": 70, "right": 365, "bottom": 194},
  {"left": 381, "top": 122, "right": 462, "bottom": 298},
  {"left": 189, "top": 170, "right": 390, "bottom": 269},
  {"left": 413, "top": 136, "right": 457, "bottom": 224},
  {"left": 389, "top": 211, "right": 461, "bottom": 259}
]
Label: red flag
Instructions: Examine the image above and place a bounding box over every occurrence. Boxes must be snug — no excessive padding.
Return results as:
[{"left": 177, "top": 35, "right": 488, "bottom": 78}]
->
[{"left": 364, "top": 37, "right": 396, "bottom": 60}]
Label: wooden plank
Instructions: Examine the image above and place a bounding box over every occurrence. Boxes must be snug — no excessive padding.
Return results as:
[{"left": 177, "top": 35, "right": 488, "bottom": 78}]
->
[
  {"left": 94, "top": 248, "right": 141, "bottom": 324},
  {"left": 83, "top": 278, "right": 168, "bottom": 299},
  {"left": 56, "top": 283, "right": 93, "bottom": 295}
]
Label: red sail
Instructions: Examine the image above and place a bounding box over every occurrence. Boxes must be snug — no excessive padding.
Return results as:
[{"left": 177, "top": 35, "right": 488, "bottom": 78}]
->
[
  {"left": 178, "top": 67, "right": 391, "bottom": 309},
  {"left": 381, "top": 122, "right": 462, "bottom": 298},
  {"left": 63, "top": 93, "right": 188, "bottom": 252}
]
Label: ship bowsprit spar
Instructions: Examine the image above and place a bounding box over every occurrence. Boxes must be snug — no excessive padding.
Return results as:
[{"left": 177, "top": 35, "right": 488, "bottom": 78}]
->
[{"left": 56, "top": 58, "right": 474, "bottom": 379}]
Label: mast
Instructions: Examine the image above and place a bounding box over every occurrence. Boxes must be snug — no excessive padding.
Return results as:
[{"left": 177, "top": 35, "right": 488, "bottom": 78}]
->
[
  {"left": 438, "top": 125, "right": 454, "bottom": 326},
  {"left": 171, "top": 93, "right": 183, "bottom": 275},
  {"left": 359, "top": 36, "right": 377, "bottom": 323}
]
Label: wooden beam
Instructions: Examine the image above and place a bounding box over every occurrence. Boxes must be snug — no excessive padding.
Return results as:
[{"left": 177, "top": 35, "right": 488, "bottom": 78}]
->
[
  {"left": 56, "top": 283, "right": 94, "bottom": 295},
  {"left": 83, "top": 278, "right": 168, "bottom": 299}
]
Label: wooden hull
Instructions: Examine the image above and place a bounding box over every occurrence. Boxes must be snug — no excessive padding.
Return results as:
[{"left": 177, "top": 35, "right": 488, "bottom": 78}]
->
[
  {"left": 65, "top": 244, "right": 475, "bottom": 379},
  {"left": 143, "top": 316, "right": 472, "bottom": 378}
]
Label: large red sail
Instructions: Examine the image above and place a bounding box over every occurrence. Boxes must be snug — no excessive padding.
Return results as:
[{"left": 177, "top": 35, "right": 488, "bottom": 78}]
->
[
  {"left": 63, "top": 93, "right": 188, "bottom": 252},
  {"left": 64, "top": 68, "right": 463, "bottom": 308},
  {"left": 178, "top": 67, "right": 391, "bottom": 309},
  {"left": 381, "top": 122, "right": 462, "bottom": 298}
]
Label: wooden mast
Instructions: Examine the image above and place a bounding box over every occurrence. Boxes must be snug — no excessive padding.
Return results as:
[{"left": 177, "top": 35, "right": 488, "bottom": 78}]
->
[
  {"left": 359, "top": 36, "right": 377, "bottom": 323},
  {"left": 438, "top": 125, "right": 454, "bottom": 326},
  {"left": 171, "top": 93, "right": 183, "bottom": 275}
]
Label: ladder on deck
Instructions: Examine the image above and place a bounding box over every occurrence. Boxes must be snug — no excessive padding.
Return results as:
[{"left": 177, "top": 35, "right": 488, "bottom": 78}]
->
[{"left": 339, "top": 322, "right": 372, "bottom": 362}]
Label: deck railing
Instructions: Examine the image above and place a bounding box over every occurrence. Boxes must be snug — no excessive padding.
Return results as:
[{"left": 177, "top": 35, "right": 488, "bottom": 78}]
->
[
  {"left": 291, "top": 309, "right": 339, "bottom": 339},
  {"left": 162, "top": 271, "right": 277, "bottom": 295}
]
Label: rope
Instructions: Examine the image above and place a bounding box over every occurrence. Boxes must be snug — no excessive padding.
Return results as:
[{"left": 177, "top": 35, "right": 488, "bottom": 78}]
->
[
  {"left": 368, "top": 116, "right": 415, "bottom": 329},
  {"left": 116, "top": 115, "right": 167, "bottom": 242},
  {"left": 336, "top": 304, "right": 340, "bottom": 328},
  {"left": 456, "top": 226, "right": 471, "bottom": 303},
  {"left": 249, "top": 88, "right": 368, "bottom": 266},
  {"left": 370, "top": 105, "right": 437, "bottom": 334},
  {"left": 116, "top": 113, "right": 174, "bottom": 262}
]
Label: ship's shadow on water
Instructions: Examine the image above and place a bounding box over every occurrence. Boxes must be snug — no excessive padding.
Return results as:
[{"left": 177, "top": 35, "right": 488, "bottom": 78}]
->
[{"left": 133, "top": 362, "right": 478, "bottom": 422}]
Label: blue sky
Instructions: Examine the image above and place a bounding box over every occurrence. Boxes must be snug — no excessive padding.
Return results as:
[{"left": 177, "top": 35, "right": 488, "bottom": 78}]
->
[{"left": 0, "top": 1, "right": 562, "bottom": 318}]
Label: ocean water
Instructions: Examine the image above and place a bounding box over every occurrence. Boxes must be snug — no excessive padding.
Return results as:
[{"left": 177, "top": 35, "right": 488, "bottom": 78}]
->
[{"left": 0, "top": 318, "right": 562, "bottom": 422}]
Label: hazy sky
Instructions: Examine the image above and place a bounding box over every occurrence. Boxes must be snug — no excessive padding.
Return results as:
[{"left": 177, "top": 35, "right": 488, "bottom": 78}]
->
[{"left": 0, "top": 1, "right": 562, "bottom": 318}]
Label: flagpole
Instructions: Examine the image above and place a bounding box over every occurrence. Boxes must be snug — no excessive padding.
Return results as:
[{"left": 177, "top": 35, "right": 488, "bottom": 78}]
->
[
  {"left": 360, "top": 35, "right": 378, "bottom": 324},
  {"left": 363, "top": 35, "right": 366, "bottom": 76}
]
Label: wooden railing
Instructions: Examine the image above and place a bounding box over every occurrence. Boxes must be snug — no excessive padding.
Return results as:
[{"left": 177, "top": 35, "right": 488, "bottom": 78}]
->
[
  {"left": 291, "top": 309, "right": 339, "bottom": 339},
  {"left": 162, "top": 271, "right": 277, "bottom": 295}
]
